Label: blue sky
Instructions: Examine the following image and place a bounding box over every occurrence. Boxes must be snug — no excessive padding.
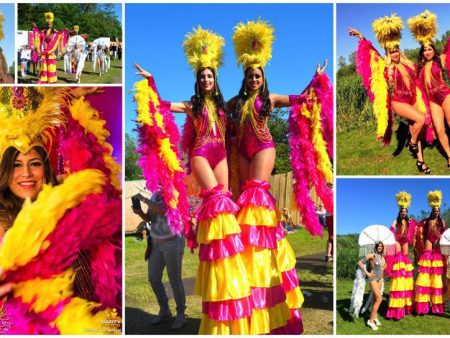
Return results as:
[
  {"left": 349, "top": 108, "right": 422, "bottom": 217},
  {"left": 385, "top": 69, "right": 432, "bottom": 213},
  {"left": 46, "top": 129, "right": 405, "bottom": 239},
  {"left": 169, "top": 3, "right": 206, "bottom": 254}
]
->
[
  {"left": 1, "top": 4, "right": 14, "bottom": 68},
  {"left": 337, "top": 3, "right": 450, "bottom": 64},
  {"left": 337, "top": 178, "right": 450, "bottom": 235},
  {"left": 125, "top": 3, "right": 333, "bottom": 136}
]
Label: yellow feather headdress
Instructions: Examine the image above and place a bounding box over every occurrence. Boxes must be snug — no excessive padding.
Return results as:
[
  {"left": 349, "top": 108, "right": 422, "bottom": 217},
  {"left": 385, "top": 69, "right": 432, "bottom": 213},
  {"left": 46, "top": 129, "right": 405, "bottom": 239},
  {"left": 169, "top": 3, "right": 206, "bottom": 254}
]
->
[
  {"left": 182, "top": 26, "right": 224, "bottom": 74},
  {"left": 372, "top": 14, "right": 403, "bottom": 50},
  {"left": 44, "top": 12, "right": 54, "bottom": 24},
  {"left": 396, "top": 191, "right": 411, "bottom": 209},
  {"left": 0, "top": 87, "right": 65, "bottom": 163},
  {"left": 73, "top": 25, "right": 79, "bottom": 33},
  {"left": 233, "top": 19, "right": 274, "bottom": 70},
  {"left": 407, "top": 10, "right": 437, "bottom": 47},
  {"left": 428, "top": 190, "right": 442, "bottom": 208},
  {"left": 0, "top": 11, "right": 4, "bottom": 41}
]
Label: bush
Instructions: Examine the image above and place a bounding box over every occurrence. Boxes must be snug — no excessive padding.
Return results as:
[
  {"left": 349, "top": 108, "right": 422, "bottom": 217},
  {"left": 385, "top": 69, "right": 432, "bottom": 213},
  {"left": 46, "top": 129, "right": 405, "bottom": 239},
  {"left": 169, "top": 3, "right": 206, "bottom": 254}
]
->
[{"left": 336, "top": 234, "right": 359, "bottom": 279}]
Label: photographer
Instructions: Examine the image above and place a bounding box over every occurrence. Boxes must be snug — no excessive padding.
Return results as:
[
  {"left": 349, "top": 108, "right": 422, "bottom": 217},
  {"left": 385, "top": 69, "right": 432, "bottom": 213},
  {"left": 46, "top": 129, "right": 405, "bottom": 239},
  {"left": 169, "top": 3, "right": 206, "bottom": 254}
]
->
[{"left": 132, "top": 190, "right": 187, "bottom": 330}]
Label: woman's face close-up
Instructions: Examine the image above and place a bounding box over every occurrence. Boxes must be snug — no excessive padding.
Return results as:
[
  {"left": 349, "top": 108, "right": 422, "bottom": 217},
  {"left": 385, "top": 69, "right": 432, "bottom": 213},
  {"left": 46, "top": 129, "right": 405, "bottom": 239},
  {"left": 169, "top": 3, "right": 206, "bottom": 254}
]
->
[
  {"left": 389, "top": 48, "right": 400, "bottom": 63},
  {"left": 246, "top": 68, "right": 264, "bottom": 92},
  {"left": 423, "top": 45, "right": 435, "bottom": 60},
  {"left": 376, "top": 244, "right": 383, "bottom": 253},
  {"left": 8, "top": 148, "right": 46, "bottom": 201},
  {"left": 199, "top": 68, "right": 215, "bottom": 94},
  {"left": 400, "top": 208, "right": 407, "bottom": 218}
]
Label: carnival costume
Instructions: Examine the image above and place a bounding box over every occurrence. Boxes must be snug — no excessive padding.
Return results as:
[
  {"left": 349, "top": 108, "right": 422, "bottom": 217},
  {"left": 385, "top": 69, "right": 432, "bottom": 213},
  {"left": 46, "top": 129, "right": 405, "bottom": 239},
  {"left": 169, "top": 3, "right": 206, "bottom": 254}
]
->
[
  {"left": 408, "top": 11, "right": 450, "bottom": 106},
  {"left": 354, "top": 14, "right": 433, "bottom": 145},
  {"left": 0, "top": 87, "right": 122, "bottom": 334},
  {"left": 32, "top": 12, "right": 62, "bottom": 84},
  {"left": 230, "top": 19, "right": 333, "bottom": 334},
  {"left": 350, "top": 225, "right": 395, "bottom": 318},
  {"left": 134, "top": 27, "right": 252, "bottom": 334},
  {"left": 414, "top": 191, "right": 446, "bottom": 314},
  {"left": 385, "top": 192, "right": 415, "bottom": 320}
]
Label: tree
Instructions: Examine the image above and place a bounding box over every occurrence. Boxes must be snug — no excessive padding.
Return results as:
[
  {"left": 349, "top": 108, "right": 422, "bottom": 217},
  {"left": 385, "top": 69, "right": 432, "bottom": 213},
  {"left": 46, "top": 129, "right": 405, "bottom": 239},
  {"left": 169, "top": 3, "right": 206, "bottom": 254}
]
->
[
  {"left": 268, "top": 108, "right": 292, "bottom": 174},
  {"left": 125, "top": 133, "right": 142, "bottom": 181}
]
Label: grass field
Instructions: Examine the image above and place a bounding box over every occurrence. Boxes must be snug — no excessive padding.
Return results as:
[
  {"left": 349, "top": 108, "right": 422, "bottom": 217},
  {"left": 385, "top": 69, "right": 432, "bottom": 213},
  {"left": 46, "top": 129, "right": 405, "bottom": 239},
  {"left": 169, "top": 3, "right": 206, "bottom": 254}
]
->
[
  {"left": 337, "top": 125, "right": 450, "bottom": 175},
  {"left": 125, "top": 228, "right": 332, "bottom": 335},
  {"left": 336, "top": 278, "right": 450, "bottom": 335},
  {"left": 18, "top": 58, "right": 122, "bottom": 84}
]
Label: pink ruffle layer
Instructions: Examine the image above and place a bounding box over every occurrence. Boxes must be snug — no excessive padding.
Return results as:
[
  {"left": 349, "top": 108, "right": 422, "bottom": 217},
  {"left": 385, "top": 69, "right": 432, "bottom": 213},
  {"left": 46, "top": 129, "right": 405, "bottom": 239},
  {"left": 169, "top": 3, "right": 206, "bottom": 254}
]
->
[
  {"left": 386, "top": 306, "right": 412, "bottom": 320},
  {"left": 418, "top": 266, "right": 444, "bottom": 275},
  {"left": 251, "top": 285, "right": 286, "bottom": 310},
  {"left": 198, "top": 234, "right": 244, "bottom": 261},
  {"left": 415, "top": 302, "right": 429, "bottom": 315},
  {"left": 237, "top": 180, "right": 276, "bottom": 209},
  {"left": 416, "top": 286, "right": 444, "bottom": 296},
  {"left": 389, "top": 290, "right": 414, "bottom": 298},
  {"left": 431, "top": 304, "right": 444, "bottom": 314},
  {"left": 270, "top": 308, "right": 303, "bottom": 335},
  {"left": 240, "top": 224, "right": 277, "bottom": 249},
  {"left": 196, "top": 185, "right": 239, "bottom": 221},
  {"left": 281, "top": 268, "right": 300, "bottom": 291},
  {"left": 201, "top": 295, "right": 252, "bottom": 321}
]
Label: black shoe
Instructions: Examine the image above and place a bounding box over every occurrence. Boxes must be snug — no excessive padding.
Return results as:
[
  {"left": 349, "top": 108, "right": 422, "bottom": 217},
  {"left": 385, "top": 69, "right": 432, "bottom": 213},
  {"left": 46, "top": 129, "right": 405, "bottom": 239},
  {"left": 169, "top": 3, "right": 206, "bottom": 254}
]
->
[
  {"left": 408, "top": 141, "right": 419, "bottom": 158},
  {"left": 416, "top": 160, "right": 431, "bottom": 174}
]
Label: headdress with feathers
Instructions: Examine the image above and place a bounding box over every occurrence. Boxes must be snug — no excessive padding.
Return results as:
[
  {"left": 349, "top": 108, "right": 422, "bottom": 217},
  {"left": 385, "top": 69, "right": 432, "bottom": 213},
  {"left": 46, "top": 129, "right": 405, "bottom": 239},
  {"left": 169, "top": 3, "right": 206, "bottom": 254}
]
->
[
  {"left": 232, "top": 19, "right": 274, "bottom": 71},
  {"left": 182, "top": 26, "right": 224, "bottom": 75},
  {"left": 73, "top": 25, "right": 79, "bottom": 34},
  {"left": 0, "top": 87, "right": 65, "bottom": 163},
  {"left": 407, "top": 10, "right": 437, "bottom": 47},
  {"left": 44, "top": 12, "right": 54, "bottom": 24},
  {"left": 372, "top": 14, "right": 403, "bottom": 50},
  {"left": 428, "top": 190, "right": 442, "bottom": 208},
  {"left": 396, "top": 191, "right": 411, "bottom": 209}
]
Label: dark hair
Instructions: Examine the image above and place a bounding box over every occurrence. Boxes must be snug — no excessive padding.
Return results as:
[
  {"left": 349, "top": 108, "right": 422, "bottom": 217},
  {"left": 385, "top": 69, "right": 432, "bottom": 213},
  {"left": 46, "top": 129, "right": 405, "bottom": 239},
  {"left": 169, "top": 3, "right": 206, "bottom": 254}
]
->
[
  {"left": 374, "top": 241, "right": 384, "bottom": 253},
  {"left": 232, "top": 67, "right": 271, "bottom": 121},
  {"left": 396, "top": 208, "right": 409, "bottom": 225},
  {"left": 0, "top": 146, "right": 57, "bottom": 231},
  {"left": 425, "top": 207, "right": 444, "bottom": 236},
  {"left": 416, "top": 44, "right": 444, "bottom": 76},
  {"left": 191, "top": 67, "right": 226, "bottom": 119}
]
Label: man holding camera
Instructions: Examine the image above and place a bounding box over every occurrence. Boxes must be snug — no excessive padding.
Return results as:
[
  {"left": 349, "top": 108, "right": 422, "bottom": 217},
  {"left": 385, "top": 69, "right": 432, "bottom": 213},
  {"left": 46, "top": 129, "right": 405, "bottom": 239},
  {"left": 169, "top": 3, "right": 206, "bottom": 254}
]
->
[{"left": 132, "top": 190, "right": 187, "bottom": 330}]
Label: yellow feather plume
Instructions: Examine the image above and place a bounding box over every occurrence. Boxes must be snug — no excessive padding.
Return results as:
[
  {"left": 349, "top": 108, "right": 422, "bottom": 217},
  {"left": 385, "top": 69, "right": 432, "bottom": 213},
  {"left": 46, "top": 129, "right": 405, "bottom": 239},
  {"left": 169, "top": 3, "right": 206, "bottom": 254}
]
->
[
  {"left": 13, "top": 269, "right": 75, "bottom": 313},
  {"left": 44, "top": 12, "right": 54, "bottom": 24},
  {"left": 369, "top": 50, "right": 389, "bottom": 138},
  {"left": 0, "top": 11, "right": 4, "bottom": 41},
  {"left": 54, "top": 297, "right": 121, "bottom": 334},
  {"left": 428, "top": 190, "right": 442, "bottom": 208},
  {"left": 68, "top": 97, "right": 121, "bottom": 191},
  {"left": 395, "top": 191, "right": 411, "bottom": 209},
  {"left": 0, "top": 169, "right": 106, "bottom": 271},
  {"left": 233, "top": 19, "right": 274, "bottom": 70},
  {"left": 372, "top": 14, "right": 403, "bottom": 50},
  {"left": 183, "top": 26, "right": 224, "bottom": 74},
  {"left": 74, "top": 25, "right": 79, "bottom": 33},
  {"left": 407, "top": 10, "right": 437, "bottom": 46}
]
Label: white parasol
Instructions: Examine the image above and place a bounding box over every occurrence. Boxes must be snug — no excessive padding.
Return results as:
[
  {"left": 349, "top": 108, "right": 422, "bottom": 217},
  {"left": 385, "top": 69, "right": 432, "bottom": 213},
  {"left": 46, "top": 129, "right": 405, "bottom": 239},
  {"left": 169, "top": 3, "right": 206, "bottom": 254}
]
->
[
  {"left": 92, "top": 37, "right": 110, "bottom": 48},
  {"left": 439, "top": 228, "right": 450, "bottom": 255},
  {"left": 358, "top": 224, "right": 396, "bottom": 257},
  {"left": 66, "top": 35, "right": 86, "bottom": 52}
]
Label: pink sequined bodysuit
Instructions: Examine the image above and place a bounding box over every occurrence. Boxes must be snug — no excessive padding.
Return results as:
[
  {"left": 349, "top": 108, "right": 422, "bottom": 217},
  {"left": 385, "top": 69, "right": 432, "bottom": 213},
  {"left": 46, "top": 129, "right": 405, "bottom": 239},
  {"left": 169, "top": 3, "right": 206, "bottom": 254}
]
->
[
  {"left": 393, "top": 220, "right": 409, "bottom": 246},
  {"left": 238, "top": 95, "right": 275, "bottom": 161},
  {"left": 390, "top": 64, "right": 416, "bottom": 105},
  {"left": 419, "top": 62, "right": 450, "bottom": 106},
  {"left": 190, "top": 106, "right": 227, "bottom": 169},
  {"left": 426, "top": 220, "right": 444, "bottom": 245}
]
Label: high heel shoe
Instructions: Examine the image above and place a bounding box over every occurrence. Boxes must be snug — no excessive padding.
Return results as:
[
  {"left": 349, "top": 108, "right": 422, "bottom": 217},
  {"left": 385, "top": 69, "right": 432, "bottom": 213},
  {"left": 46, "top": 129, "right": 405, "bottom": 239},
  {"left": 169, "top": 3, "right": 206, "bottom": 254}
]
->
[
  {"left": 416, "top": 160, "right": 431, "bottom": 174},
  {"left": 408, "top": 141, "right": 419, "bottom": 158}
]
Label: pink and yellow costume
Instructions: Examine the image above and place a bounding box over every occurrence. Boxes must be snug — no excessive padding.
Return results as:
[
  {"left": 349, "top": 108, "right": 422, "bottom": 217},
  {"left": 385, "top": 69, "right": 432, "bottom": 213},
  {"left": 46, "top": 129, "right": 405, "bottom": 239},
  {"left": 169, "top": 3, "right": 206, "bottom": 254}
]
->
[
  {"left": 414, "top": 218, "right": 446, "bottom": 314},
  {"left": 418, "top": 62, "right": 450, "bottom": 106},
  {"left": 386, "top": 219, "right": 415, "bottom": 320}
]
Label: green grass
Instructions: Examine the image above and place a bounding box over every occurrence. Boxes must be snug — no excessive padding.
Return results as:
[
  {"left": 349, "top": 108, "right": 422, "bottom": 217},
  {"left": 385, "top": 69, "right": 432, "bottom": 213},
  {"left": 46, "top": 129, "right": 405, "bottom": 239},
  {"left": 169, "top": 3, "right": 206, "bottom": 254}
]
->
[
  {"left": 125, "top": 228, "right": 332, "bottom": 334},
  {"left": 337, "top": 278, "right": 450, "bottom": 335},
  {"left": 18, "top": 58, "right": 122, "bottom": 84},
  {"left": 337, "top": 125, "right": 450, "bottom": 175}
]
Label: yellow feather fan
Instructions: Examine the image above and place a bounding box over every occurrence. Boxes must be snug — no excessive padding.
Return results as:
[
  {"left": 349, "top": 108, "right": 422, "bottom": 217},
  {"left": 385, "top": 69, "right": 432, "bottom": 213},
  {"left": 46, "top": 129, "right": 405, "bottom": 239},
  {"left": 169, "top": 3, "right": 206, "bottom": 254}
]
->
[
  {"left": 395, "top": 191, "right": 411, "bottom": 209},
  {"left": 372, "top": 14, "right": 403, "bottom": 50},
  {"left": 0, "top": 87, "right": 66, "bottom": 163},
  {"left": 45, "top": 12, "right": 54, "bottom": 24},
  {"left": 233, "top": 19, "right": 274, "bottom": 70},
  {"left": 183, "top": 26, "right": 224, "bottom": 74},
  {"left": 427, "top": 190, "right": 442, "bottom": 208},
  {"left": 0, "top": 11, "right": 4, "bottom": 41},
  {"left": 407, "top": 10, "right": 437, "bottom": 46}
]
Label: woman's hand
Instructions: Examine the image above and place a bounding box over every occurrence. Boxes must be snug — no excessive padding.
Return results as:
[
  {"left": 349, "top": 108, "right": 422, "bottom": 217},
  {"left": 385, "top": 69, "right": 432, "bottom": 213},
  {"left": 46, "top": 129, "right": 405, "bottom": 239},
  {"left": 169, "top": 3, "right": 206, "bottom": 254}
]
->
[
  {"left": 316, "top": 60, "right": 328, "bottom": 74},
  {"left": 133, "top": 63, "right": 152, "bottom": 79},
  {"left": 70, "top": 87, "right": 105, "bottom": 98},
  {"left": 366, "top": 271, "right": 375, "bottom": 279},
  {"left": 348, "top": 28, "right": 364, "bottom": 40}
]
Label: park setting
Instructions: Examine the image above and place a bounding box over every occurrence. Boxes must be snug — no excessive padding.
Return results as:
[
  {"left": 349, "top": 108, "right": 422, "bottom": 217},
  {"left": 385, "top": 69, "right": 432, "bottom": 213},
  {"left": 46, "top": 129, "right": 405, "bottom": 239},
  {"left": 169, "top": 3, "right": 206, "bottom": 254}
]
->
[
  {"left": 0, "top": 3, "right": 15, "bottom": 83},
  {"left": 337, "top": 4, "right": 450, "bottom": 175},
  {"left": 17, "top": 3, "right": 122, "bottom": 84},
  {"left": 336, "top": 178, "right": 450, "bottom": 334},
  {"left": 124, "top": 3, "right": 333, "bottom": 335}
]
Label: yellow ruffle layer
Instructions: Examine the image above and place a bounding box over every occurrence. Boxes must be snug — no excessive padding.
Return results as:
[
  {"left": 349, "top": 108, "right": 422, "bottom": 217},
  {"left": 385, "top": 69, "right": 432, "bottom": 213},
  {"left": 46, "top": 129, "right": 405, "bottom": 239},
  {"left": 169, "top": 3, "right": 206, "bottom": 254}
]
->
[
  {"left": 236, "top": 206, "right": 278, "bottom": 227},
  {"left": 415, "top": 293, "right": 430, "bottom": 302},
  {"left": 416, "top": 274, "right": 443, "bottom": 289},
  {"left": 276, "top": 237, "right": 297, "bottom": 272},
  {"left": 241, "top": 245, "right": 282, "bottom": 288},
  {"left": 419, "top": 259, "right": 444, "bottom": 268},
  {"left": 195, "top": 254, "right": 251, "bottom": 302},
  {"left": 431, "top": 295, "right": 443, "bottom": 304},
  {"left": 389, "top": 277, "right": 414, "bottom": 292},
  {"left": 286, "top": 286, "right": 304, "bottom": 309},
  {"left": 197, "top": 213, "right": 241, "bottom": 244},
  {"left": 249, "top": 301, "right": 291, "bottom": 335},
  {"left": 389, "top": 298, "right": 406, "bottom": 308},
  {"left": 198, "top": 314, "right": 249, "bottom": 335}
]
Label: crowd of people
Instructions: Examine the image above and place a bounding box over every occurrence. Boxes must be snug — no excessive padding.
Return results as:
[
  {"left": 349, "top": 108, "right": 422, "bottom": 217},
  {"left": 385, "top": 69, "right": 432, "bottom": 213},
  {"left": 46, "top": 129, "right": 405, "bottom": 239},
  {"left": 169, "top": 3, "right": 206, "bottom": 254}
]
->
[
  {"left": 132, "top": 19, "right": 332, "bottom": 334},
  {"left": 349, "top": 10, "right": 450, "bottom": 173},
  {"left": 351, "top": 191, "right": 449, "bottom": 331}
]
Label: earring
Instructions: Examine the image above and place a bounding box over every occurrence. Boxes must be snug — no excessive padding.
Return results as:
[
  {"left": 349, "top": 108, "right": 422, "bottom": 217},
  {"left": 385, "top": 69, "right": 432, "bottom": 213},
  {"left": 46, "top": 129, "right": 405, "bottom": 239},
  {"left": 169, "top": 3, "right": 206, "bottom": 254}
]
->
[{"left": 244, "top": 83, "right": 248, "bottom": 96}]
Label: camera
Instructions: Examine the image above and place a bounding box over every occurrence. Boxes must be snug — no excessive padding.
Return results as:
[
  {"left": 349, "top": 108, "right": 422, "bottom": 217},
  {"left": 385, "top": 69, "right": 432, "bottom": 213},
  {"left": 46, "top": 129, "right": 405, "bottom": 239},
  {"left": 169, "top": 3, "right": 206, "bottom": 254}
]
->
[{"left": 131, "top": 195, "right": 142, "bottom": 211}]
